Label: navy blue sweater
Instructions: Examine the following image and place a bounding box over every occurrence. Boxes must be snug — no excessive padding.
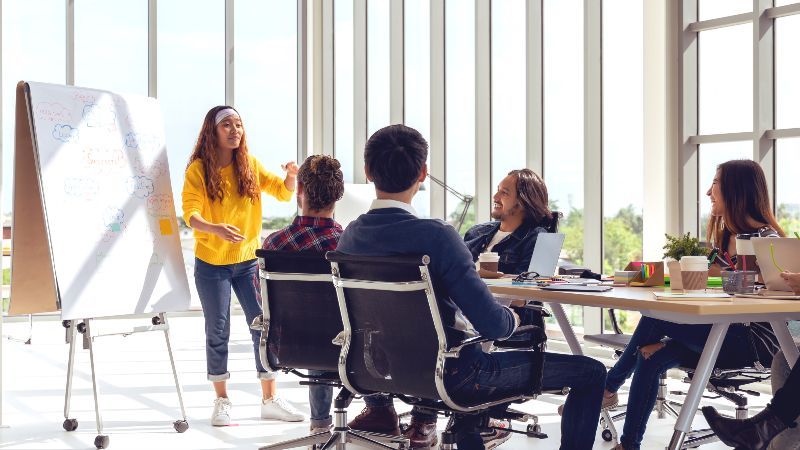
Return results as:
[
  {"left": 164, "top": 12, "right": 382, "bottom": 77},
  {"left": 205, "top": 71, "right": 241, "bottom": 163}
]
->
[{"left": 337, "top": 207, "right": 517, "bottom": 350}]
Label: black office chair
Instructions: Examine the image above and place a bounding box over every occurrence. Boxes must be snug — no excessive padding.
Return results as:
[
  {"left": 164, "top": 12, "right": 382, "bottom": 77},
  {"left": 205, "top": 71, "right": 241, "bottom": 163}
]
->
[
  {"left": 584, "top": 309, "right": 770, "bottom": 448},
  {"left": 326, "top": 251, "right": 548, "bottom": 448},
  {"left": 251, "top": 249, "right": 408, "bottom": 450}
]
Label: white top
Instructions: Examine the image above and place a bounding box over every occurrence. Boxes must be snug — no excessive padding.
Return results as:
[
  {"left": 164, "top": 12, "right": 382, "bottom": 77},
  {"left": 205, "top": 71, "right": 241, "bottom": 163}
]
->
[
  {"left": 369, "top": 199, "right": 418, "bottom": 217},
  {"left": 486, "top": 230, "right": 512, "bottom": 252}
]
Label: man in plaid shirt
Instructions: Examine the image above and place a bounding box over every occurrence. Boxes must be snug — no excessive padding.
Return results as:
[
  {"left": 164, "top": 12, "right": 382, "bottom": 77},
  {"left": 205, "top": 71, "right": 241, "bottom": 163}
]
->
[{"left": 259, "top": 155, "right": 345, "bottom": 433}]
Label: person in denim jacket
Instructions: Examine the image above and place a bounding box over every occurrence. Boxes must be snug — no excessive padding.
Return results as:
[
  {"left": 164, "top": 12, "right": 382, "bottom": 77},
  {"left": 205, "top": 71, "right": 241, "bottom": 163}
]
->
[{"left": 463, "top": 168, "right": 559, "bottom": 276}]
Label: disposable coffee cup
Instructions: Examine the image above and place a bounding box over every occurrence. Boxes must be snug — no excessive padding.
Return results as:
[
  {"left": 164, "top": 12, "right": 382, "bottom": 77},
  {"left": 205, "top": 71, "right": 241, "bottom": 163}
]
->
[
  {"left": 679, "top": 256, "right": 708, "bottom": 272},
  {"left": 478, "top": 252, "right": 500, "bottom": 273},
  {"left": 680, "top": 256, "right": 708, "bottom": 292}
]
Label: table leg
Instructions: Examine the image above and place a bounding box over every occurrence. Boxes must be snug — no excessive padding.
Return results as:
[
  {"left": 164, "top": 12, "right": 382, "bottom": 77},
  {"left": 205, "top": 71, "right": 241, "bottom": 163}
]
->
[
  {"left": 770, "top": 320, "right": 799, "bottom": 368},
  {"left": 666, "top": 322, "right": 729, "bottom": 450},
  {"left": 548, "top": 303, "right": 583, "bottom": 356}
]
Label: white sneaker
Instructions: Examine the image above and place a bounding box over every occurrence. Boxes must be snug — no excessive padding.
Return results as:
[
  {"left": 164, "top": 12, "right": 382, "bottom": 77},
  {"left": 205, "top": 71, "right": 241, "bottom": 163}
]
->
[
  {"left": 211, "top": 397, "right": 232, "bottom": 426},
  {"left": 261, "top": 396, "right": 306, "bottom": 422}
]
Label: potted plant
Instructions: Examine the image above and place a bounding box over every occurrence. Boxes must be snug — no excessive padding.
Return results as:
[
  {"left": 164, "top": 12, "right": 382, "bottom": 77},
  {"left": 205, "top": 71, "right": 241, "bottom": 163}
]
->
[{"left": 663, "top": 233, "right": 709, "bottom": 290}]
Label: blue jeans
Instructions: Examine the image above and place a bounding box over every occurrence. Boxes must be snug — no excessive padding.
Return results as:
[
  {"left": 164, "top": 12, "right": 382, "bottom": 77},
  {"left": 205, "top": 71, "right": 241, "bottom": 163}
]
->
[
  {"left": 308, "top": 370, "right": 334, "bottom": 428},
  {"left": 194, "top": 257, "right": 274, "bottom": 381},
  {"left": 365, "top": 351, "right": 605, "bottom": 450},
  {"left": 605, "top": 317, "right": 757, "bottom": 450}
]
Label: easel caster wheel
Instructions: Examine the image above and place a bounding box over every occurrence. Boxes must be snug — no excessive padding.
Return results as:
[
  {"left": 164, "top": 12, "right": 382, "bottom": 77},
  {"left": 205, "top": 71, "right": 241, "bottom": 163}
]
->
[
  {"left": 62, "top": 320, "right": 71, "bottom": 329},
  {"left": 173, "top": 420, "right": 189, "bottom": 433},
  {"left": 601, "top": 429, "right": 614, "bottom": 442},
  {"left": 527, "top": 423, "right": 541, "bottom": 434},
  {"left": 62, "top": 418, "right": 78, "bottom": 431},
  {"left": 152, "top": 316, "right": 162, "bottom": 326},
  {"left": 77, "top": 323, "right": 86, "bottom": 334},
  {"left": 94, "top": 434, "right": 110, "bottom": 449}
]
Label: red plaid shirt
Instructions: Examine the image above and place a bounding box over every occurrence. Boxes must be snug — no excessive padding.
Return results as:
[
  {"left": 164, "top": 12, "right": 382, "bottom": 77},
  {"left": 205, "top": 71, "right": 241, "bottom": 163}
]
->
[{"left": 261, "top": 216, "right": 342, "bottom": 252}]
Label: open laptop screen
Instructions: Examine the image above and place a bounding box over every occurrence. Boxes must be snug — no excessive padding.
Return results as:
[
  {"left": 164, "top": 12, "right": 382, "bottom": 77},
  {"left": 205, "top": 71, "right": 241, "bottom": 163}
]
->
[{"left": 528, "top": 233, "right": 565, "bottom": 277}]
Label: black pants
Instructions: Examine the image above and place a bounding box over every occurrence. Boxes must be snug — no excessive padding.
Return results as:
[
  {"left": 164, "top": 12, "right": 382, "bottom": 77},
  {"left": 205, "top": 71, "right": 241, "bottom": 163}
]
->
[{"left": 771, "top": 356, "right": 800, "bottom": 425}]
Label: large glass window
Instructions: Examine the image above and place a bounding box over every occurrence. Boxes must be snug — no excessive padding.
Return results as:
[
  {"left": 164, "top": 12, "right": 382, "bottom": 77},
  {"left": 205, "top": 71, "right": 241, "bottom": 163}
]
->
[
  {"left": 236, "top": 0, "right": 298, "bottom": 226},
  {"left": 1, "top": 0, "right": 66, "bottom": 215},
  {"left": 74, "top": 0, "right": 148, "bottom": 95},
  {"left": 698, "top": 142, "right": 753, "bottom": 238},
  {"left": 699, "top": 0, "right": 752, "bottom": 21},
  {"left": 776, "top": 140, "right": 800, "bottom": 235},
  {"left": 445, "top": 0, "right": 476, "bottom": 233},
  {"left": 404, "top": 0, "right": 431, "bottom": 218},
  {"left": 335, "top": 0, "right": 355, "bottom": 183},
  {"left": 544, "top": 0, "right": 583, "bottom": 329},
  {"left": 698, "top": 24, "right": 753, "bottom": 135},
  {"left": 544, "top": 0, "right": 583, "bottom": 266},
  {"left": 367, "top": 0, "right": 390, "bottom": 137},
  {"left": 775, "top": 15, "right": 800, "bottom": 130},
  {"left": 491, "top": 0, "right": 526, "bottom": 189},
  {"left": 157, "top": 0, "right": 224, "bottom": 224}
]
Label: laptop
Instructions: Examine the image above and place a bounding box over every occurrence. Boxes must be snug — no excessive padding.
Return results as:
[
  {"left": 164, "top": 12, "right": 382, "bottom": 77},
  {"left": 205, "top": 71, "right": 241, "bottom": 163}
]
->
[
  {"left": 528, "top": 232, "right": 566, "bottom": 277},
  {"left": 747, "top": 237, "right": 800, "bottom": 299}
]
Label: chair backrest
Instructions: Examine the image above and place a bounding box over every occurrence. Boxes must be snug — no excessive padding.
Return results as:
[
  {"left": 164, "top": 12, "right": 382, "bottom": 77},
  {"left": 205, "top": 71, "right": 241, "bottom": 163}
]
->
[
  {"left": 326, "top": 251, "right": 444, "bottom": 401},
  {"left": 255, "top": 249, "right": 342, "bottom": 372}
]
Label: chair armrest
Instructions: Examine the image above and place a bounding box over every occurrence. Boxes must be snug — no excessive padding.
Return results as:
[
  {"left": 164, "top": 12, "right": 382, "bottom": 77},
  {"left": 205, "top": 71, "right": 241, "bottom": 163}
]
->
[{"left": 443, "top": 326, "right": 538, "bottom": 357}]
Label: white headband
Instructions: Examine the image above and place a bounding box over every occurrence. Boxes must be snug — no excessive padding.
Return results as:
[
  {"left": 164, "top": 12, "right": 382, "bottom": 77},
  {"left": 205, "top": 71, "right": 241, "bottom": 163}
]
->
[{"left": 215, "top": 108, "right": 240, "bottom": 125}]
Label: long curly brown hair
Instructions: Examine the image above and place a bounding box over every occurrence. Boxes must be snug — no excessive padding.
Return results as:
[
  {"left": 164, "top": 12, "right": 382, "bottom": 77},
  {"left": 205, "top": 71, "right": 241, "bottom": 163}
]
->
[{"left": 187, "top": 105, "right": 259, "bottom": 203}]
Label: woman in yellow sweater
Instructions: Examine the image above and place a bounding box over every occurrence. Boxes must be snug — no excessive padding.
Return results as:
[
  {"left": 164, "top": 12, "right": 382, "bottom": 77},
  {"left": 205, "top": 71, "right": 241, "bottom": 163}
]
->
[{"left": 182, "top": 105, "right": 302, "bottom": 426}]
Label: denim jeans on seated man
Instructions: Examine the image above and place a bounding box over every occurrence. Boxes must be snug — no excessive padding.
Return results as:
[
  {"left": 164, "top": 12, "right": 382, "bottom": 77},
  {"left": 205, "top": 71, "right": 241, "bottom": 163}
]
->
[{"left": 363, "top": 351, "right": 605, "bottom": 449}]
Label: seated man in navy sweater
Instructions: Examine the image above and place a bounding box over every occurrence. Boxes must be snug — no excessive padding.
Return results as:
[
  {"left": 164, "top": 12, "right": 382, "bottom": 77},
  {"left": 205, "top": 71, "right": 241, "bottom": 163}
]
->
[{"left": 338, "top": 124, "right": 606, "bottom": 450}]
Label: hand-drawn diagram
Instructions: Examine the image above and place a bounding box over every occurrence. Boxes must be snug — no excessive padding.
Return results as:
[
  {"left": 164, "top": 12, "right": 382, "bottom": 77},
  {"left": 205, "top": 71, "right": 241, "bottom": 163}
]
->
[
  {"left": 82, "top": 103, "right": 117, "bottom": 131},
  {"left": 35, "top": 102, "right": 72, "bottom": 123},
  {"left": 147, "top": 194, "right": 175, "bottom": 217},
  {"left": 83, "top": 146, "right": 126, "bottom": 171},
  {"left": 52, "top": 124, "right": 79, "bottom": 143},
  {"left": 127, "top": 176, "right": 155, "bottom": 199},
  {"left": 102, "top": 207, "right": 125, "bottom": 233},
  {"left": 63, "top": 177, "right": 99, "bottom": 200}
]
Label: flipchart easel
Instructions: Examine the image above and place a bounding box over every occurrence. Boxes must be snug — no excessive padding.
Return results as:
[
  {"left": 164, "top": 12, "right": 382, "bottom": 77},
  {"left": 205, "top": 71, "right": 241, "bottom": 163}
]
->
[{"left": 11, "top": 81, "right": 191, "bottom": 449}]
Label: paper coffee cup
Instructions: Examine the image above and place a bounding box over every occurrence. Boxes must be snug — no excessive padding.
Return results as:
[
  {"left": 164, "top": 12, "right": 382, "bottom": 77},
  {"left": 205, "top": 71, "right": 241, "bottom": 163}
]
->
[
  {"left": 681, "top": 270, "right": 709, "bottom": 292},
  {"left": 680, "top": 256, "right": 708, "bottom": 272},
  {"left": 479, "top": 252, "right": 500, "bottom": 273}
]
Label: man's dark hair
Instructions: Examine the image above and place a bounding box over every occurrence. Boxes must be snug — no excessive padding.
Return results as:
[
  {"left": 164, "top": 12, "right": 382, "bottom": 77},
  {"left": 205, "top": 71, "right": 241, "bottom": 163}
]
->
[
  {"left": 298, "top": 155, "right": 345, "bottom": 211},
  {"left": 508, "top": 169, "right": 556, "bottom": 227},
  {"left": 364, "top": 124, "right": 429, "bottom": 193}
]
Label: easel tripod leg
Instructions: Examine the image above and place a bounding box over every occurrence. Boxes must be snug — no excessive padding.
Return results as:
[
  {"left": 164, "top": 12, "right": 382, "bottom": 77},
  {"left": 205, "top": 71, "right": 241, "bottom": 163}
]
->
[
  {"left": 84, "top": 319, "right": 109, "bottom": 449},
  {"left": 62, "top": 320, "right": 79, "bottom": 432},
  {"left": 160, "top": 313, "right": 189, "bottom": 433}
]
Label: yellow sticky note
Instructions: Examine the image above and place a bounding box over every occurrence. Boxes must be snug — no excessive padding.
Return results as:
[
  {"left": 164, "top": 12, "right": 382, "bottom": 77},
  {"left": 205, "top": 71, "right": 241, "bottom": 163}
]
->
[{"left": 159, "top": 218, "right": 173, "bottom": 235}]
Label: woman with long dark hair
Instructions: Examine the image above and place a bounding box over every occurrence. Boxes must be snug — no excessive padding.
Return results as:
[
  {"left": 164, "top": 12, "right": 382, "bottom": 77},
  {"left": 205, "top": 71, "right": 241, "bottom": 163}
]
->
[
  {"left": 182, "top": 105, "right": 304, "bottom": 426},
  {"left": 604, "top": 159, "right": 784, "bottom": 450}
]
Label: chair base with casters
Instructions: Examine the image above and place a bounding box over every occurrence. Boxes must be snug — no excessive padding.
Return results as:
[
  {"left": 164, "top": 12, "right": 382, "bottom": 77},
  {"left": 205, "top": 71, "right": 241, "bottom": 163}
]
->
[{"left": 259, "top": 387, "right": 410, "bottom": 450}]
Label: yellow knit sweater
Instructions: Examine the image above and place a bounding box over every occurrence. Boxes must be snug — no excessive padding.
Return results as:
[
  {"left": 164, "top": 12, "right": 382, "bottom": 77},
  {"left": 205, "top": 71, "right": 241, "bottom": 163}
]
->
[{"left": 181, "top": 155, "right": 293, "bottom": 265}]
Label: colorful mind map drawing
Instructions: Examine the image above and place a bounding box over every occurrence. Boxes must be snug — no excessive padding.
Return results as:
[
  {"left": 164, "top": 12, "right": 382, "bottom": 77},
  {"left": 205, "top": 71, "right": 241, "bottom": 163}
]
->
[
  {"left": 63, "top": 177, "right": 99, "bottom": 201},
  {"left": 146, "top": 194, "right": 175, "bottom": 217},
  {"left": 102, "top": 207, "right": 125, "bottom": 233},
  {"left": 35, "top": 102, "right": 72, "bottom": 123},
  {"left": 124, "top": 132, "right": 161, "bottom": 153},
  {"left": 52, "top": 124, "right": 79, "bottom": 143},
  {"left": 82, "top": 103, "right": 117, "bottom": 131},
  {"left": 83, "top": 146, "right": 126, "bottom": 171},
  {"left": 129, "top": 155, "right": 165, "bottom": 179},
  {"left": 127, "top": 176, "right": 155, "bottom": 199}
]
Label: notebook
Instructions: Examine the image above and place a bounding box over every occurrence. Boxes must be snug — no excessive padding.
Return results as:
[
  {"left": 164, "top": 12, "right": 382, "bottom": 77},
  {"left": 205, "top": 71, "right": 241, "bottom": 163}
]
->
[{"left": 528, "top": 233, "right": 566, "bottom": 278}]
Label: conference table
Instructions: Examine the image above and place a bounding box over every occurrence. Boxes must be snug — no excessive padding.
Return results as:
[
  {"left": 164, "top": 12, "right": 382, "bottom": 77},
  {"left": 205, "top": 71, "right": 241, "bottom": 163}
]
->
[{"left": 487, "top": 283, "right": 800, "bottom": 450}]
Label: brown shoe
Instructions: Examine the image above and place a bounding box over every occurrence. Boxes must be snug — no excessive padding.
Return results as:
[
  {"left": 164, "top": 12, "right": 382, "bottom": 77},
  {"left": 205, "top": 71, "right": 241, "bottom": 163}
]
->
[
  {"left": 348, "top": 406, "right": 401, "bottom": 436},
  {"left": 403, "top": 417, "right": 439, "bottom": 449}
]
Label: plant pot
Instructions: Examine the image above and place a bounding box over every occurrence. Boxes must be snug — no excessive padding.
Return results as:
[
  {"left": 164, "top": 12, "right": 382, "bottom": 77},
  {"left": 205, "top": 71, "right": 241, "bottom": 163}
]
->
[{"left": 666, "top": 260, "right": 683, "bottom": 290}]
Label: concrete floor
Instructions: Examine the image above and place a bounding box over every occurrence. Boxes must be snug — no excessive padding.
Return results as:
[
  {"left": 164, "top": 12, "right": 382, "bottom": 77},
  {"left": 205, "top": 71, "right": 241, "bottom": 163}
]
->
[{"left": 0, "top": 313, "right": 745, "bottom": 449}]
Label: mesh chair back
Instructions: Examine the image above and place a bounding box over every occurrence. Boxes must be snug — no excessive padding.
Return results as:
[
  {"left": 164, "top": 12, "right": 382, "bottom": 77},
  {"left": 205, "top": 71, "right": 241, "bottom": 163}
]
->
[
  {"left": 256, "top": 249, "right": 342, "bottom": 372},
  {"left": 326, "top": 252, "right": 443, "bottom": 401}
]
